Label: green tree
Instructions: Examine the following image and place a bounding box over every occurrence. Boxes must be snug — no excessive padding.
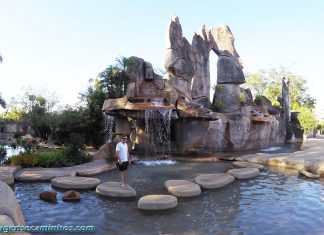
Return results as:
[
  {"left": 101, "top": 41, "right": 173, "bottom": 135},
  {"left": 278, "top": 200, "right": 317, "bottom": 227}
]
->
[
  {"left": 20, "top": 89, "right": 58, "bottom": 139},
  {"left": 244, "top": 67, "right": 316, "bottom": 110},
  {"left": 244, "top": 67, "right": 318, "bottom": 134},
  {"left": 78, "top": 56, "right": 129, "bottom": 147}
]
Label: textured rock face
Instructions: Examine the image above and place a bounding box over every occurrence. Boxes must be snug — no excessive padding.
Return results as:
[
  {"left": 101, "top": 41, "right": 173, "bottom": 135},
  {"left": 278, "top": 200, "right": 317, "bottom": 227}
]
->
[
  {"left": 165, "top": 15, "right": 194, "bottom": 100},
  {"left": 209, "top": 25, "right": 242, "bottom": 67},
  {"left": 191, "top": 27, "right": 212, "bottom": 99},
  {"left": 217, "top": 56, "right": 245, "bottom": 84},
  {"left": 213, "top": 84, "right": 241, "bottom": 112}
]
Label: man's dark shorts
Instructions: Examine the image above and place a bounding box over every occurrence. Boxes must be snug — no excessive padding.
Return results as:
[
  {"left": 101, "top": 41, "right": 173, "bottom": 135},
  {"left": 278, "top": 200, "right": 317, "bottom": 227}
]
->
[{"left": 117, "top": 161, "right": 129, "bottom": 172}]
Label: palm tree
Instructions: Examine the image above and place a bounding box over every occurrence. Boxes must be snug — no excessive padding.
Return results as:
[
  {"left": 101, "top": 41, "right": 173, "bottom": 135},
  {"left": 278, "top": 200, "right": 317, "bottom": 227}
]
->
[{"left": 115, "top": 56, "right": 129, "bottom": 95}]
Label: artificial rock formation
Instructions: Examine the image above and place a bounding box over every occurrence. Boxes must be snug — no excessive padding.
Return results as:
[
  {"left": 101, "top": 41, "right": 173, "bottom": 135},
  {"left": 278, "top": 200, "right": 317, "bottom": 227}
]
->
[
  {"left": 101, "top": 15, "right": 293, "bottom": 155},
  {"left": 165, "top": 15, "right": 195, "bottom": 100}
]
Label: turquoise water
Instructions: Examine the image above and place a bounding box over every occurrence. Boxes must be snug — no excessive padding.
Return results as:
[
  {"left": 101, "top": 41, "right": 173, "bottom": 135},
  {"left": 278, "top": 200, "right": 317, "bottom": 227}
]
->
[{"left": 13, "top": 161, "right": 324, "bottom": 235}]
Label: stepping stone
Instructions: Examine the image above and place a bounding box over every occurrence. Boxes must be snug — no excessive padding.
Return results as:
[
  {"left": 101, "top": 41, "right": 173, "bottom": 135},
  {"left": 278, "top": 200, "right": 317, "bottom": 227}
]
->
[
  {"left": 298, "top": 169, "right": 320, "bottom": 179},
  {"left": 74, "top": 160, "right": 116, "bottom": 176},
  {"left": 233, "top": 161, "right": 264, "bottom": 170},
  {"left": 96, "top": 182, "right": 136, "bottom": 198},
  {"left": 15, "top": 167, "right": 76, "bottom": 182},
  {"left": 51, "top": 176, "right": 101, "bottom": 189},
  {"left": 0, "top": 165, "right": 22, "bottom": 174},
  {"left": 195, "top": 173, "right": 235, "bottom": 189},
  {"left": 0, "top": 172, "right": 14, "bottom": 185},
  {"left": 165, "top": 180, "right": 201, "bottom": 197},
  {"left": 138, "top": 195, "right": 177, "bottom": 210},
  {"left": 227, "top": 168, "right": 260, "bottom": 179}
]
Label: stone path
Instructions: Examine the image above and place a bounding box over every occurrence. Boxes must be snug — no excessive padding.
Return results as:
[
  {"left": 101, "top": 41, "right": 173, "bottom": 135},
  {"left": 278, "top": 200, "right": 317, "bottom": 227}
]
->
[
  {"left": 51, "top": 176, "right": 101, "bottom": 189},
  {"left": 96, "top": 182, "right": 137, "bottom": 198},
  {"left": 194, "top": 173, "right": 235, "bottom": 189},
  {"left": 233, "top": 161, "right": 264, "bottom": 170},
  {"left": 8, "top": 160, "right": 115, "bottom": 182},
  {"left": 227, "top": 168, "right": 260, "bottom": 179},
  {"left": 138, "top": 195, "right": 177, "bottom": 210},
  {"left": 236, "top": 135, "right": 324, "bottom": 176},
  {"left": 14, "top": 167, "right": 76, "bottom": 182},
  {"left": 165, "top": 180, "right": 201, "bottom": 197},
  {"left": 74, "top": 160, "right": 116, "bottom": 176}
]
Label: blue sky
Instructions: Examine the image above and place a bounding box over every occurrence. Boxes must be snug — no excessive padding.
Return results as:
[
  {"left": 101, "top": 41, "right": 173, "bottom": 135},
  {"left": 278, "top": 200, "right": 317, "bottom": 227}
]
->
[{"left": 1, "top": 0, "right": 323, "bottom": 109}]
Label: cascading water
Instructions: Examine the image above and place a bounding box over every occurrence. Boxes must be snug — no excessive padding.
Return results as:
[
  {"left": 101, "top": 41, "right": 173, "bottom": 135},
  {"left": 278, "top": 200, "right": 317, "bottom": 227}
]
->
[
  {"left": 144, "top": 109, "right": 172, "bottom": 158},
  {"left": 103, "top": 114, "right": 115, "bottom": 143}
]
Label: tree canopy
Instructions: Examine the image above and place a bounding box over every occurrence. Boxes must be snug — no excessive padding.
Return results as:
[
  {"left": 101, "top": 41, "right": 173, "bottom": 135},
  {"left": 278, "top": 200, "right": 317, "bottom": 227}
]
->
[{"left": 244, "top": 67, "right": 318, "bottom": 134}]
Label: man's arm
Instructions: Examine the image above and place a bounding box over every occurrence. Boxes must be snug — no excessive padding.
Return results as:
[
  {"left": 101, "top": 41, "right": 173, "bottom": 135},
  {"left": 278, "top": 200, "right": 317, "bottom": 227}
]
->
[{"left": 128, "top": 150, "right": 131, "bottom": 164}]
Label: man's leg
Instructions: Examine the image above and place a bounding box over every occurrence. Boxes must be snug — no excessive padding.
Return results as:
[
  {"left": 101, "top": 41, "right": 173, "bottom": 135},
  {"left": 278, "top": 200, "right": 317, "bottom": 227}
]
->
[{"left": 120, "top": 170, "right": 125, "bottom": 186}]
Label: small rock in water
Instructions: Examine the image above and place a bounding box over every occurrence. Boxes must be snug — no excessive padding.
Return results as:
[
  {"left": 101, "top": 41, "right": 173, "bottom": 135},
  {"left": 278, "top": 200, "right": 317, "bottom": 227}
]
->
[
  {"left": 62, "top": 190, "right": 81, "bottom": 202},
  {"left": 39, "top": 191, "right": 57, "bottom": 202},
  {"left": 298, "top": 170, "right": 320, "bottom": 179}
]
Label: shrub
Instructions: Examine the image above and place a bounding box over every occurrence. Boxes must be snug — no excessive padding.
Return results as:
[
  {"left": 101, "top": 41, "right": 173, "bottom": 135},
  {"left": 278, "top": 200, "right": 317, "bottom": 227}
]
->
[
  {"left": 10, "top": 152, "right": 38, "bottom": 167},
  {"left": 36, "top": 148, "right": 69, "bottom": 167}
]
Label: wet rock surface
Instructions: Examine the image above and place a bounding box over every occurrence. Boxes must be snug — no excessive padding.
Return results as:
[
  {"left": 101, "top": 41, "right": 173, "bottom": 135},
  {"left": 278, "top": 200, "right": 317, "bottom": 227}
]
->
[
  {"left": 62, "top": 190, "right": 81, "bottom": 202},
  {"left": 39, "top": 191, "right": 57, "bottom": 202}
]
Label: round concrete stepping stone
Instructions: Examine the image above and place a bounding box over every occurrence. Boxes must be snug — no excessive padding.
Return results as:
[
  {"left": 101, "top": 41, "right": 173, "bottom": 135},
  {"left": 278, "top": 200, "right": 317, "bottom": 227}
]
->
[
  {"left": 165, "top": 180, "right": 201, "bottom": 197},
  {"left": 96, "top": 182, "right": 136, "bottom": 198},
  {"left": 138, "top": 195, "right": 177, "bottom": 210},
  {"left": 194, "top": 173, "right": 235, "bottom": 189},
  {"left": 51, "top": 176, "right": 101, "bottom": 189},
  {"left": 227, "top": 168, "right": 260, "bottom": 179},
  {"left": 0, "top": 172, "right": 14, "bottom": 185},
  {"left": 233, "top": 161, "right": 264, "bottom": 170}
]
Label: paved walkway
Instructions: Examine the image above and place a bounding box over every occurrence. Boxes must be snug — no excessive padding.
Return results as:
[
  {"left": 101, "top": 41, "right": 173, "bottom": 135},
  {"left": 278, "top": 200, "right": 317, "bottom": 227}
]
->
[{"left": 236, "top": 135, "right": 324, "bottom": 176}]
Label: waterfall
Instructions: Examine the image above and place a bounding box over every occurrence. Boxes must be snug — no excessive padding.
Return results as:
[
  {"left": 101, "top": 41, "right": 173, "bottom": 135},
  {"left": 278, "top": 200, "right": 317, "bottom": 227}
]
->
[
  {"left": 144, "top": 109, "right": 172, "bottom": 158},
  {"left": 103, "top": 114, "right": 115, "bottom": 143}
]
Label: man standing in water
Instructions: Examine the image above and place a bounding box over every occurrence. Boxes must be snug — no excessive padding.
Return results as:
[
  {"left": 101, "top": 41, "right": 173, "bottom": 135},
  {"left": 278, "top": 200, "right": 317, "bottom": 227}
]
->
[{"left": 116, "top": 135, "right": 131, "bottom": 187}]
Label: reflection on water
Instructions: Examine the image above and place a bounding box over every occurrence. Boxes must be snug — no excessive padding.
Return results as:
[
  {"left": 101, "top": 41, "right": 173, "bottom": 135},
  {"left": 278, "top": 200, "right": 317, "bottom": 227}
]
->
[{"left": 13, "top": 161, "right": 324, "bottom": 235}]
